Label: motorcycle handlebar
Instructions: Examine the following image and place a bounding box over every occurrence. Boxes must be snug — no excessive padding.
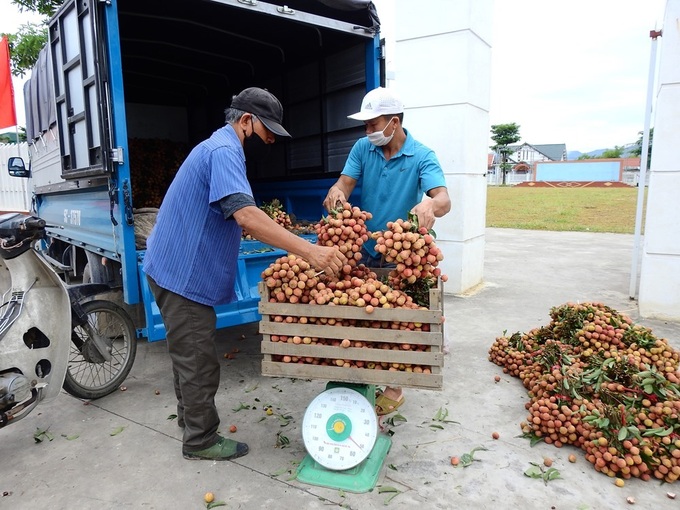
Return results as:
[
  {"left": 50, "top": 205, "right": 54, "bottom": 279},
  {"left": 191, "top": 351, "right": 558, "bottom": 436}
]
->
[
  {"left": 0, "top": 213, "right": 47, "bottom": 259},
  {"left": 23, "top": 217, "right": 46, "bottom": 230}
]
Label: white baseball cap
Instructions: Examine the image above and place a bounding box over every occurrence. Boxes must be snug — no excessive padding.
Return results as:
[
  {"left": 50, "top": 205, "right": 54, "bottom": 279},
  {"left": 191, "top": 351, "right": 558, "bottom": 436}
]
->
[{"left": 347, "top": 87, "right": 404, "bottom": 121}]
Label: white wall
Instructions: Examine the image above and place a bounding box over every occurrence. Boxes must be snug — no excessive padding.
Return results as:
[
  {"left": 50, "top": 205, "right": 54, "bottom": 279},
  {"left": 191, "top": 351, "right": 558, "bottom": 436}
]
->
[
  {"left": 639, "top": 0, "right": 680, "bottom": 320},
  {"left": 383, "top": 0, "right": 492, "bottom": 293},
  {"left": 0, "top": 143, "right": 31, "bottom": 212}
]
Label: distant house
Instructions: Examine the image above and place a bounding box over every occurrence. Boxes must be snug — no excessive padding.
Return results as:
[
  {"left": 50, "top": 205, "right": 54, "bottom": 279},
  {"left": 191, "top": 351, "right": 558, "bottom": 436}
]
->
[
  {"left": 488, "top": 142, "right": 567, "bottom": 183},
  {"left": 487, "top": 153, "right": 496, "bottom": 172},
  {"left": 508, "top": 143, "right": 567, "bottom": 170}
]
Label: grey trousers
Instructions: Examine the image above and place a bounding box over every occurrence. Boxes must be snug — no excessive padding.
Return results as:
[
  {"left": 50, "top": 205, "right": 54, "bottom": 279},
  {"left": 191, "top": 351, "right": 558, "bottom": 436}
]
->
[{"left": 147, "top": 276, "right": 221, "bottom": 451}]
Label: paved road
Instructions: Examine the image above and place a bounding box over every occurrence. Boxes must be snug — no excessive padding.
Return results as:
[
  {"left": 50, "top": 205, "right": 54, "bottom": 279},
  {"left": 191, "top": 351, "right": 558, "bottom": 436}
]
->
[{"left": 1, "top": 228, "right": 678, "bottom": 509}]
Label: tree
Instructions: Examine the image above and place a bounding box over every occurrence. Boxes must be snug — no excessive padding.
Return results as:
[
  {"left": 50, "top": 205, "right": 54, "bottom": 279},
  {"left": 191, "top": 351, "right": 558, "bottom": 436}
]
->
[
  {"left": 5, "top": 24, "right": 48, "bottom": 77},
  {"left": 630, "top": 128, "right": 653, "bottom": 169},
  {"left": 12, "top": 0, "right": 61, "bottom": 17},
  {"left": 490, "top": 123, "right": 521, "bottom": 185},
  {"left": 577, "top": 154, "right": 594, "bottom": 160},
  {"left": 599, "top": 146, "right": 625, "bottom": 159},
  {"left": 3, "top": 1, "right": 62, "bottom": 77}
]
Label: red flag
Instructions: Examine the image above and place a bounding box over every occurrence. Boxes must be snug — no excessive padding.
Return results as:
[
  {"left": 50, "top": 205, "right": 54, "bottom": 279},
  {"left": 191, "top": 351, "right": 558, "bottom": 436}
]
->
[{"left": 0, "top": 36, "right": 17, "bottom": 129}]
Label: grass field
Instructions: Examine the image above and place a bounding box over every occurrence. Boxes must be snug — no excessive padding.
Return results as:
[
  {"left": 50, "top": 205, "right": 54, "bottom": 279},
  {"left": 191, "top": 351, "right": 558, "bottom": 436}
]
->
[{"left": 486, "top": 186, "right": 647, "bottom": 234}]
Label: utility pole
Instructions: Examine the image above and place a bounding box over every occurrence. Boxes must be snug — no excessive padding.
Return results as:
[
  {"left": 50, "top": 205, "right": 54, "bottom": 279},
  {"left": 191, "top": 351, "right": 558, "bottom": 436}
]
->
[{"left": 629, "top": 29, "right": 662, "bottom": 300}]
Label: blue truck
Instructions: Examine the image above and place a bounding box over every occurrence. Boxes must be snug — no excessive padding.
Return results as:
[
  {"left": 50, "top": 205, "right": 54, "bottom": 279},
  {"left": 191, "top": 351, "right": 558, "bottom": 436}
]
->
[{"left": 11, "top": 0, "right": 380, "bottom": 342}]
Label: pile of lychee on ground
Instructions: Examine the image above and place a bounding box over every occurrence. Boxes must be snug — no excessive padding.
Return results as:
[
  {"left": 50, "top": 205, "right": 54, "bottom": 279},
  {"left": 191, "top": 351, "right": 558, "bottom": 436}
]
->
[
  {"left": 489, "top": 302, "right": 680, "bottom": 483},
  {"left": 260, "top": 204, "right": 446, "bottom": 372}
]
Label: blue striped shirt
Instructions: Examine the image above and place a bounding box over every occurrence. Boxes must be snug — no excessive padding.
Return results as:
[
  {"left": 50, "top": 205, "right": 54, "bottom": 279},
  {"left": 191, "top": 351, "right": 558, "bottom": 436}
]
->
[
  {"left": 143, "top": 125, "right": 252, "bottom": 305},
  {"left": 342, "top": 129, "right": 446, "bottom": 257}
]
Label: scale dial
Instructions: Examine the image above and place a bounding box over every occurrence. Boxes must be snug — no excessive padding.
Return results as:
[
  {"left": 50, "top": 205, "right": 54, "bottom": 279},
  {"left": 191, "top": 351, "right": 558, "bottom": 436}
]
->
[{"left": 302, "top": 387, "right": 378, "bottom": 471}]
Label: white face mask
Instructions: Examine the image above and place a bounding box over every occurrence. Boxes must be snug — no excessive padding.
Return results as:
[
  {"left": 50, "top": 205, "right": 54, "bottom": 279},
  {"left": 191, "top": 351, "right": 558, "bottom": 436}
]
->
[{"left": 367, "top": 117, "right": 397, "bottom": 146}]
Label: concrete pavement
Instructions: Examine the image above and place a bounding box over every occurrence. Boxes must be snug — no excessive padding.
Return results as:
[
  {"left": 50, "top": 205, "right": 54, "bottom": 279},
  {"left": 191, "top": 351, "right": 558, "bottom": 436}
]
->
[{"left": 1, "top": 228, "right": 679, "bottom": 509}]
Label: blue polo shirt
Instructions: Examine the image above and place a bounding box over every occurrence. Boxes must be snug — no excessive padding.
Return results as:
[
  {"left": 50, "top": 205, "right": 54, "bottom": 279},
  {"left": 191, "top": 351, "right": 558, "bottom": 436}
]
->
[
  {"left": 143, "top": 125, "right": 252, "bottom": 306},
  {"left": 341, "top": 129, "right": 446, "bottom": 257}
]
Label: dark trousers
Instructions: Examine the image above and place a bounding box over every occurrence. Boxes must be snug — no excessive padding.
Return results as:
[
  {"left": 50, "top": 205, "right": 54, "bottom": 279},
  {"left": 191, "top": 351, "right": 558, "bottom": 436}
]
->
[{"left": 147, "top": 276, "right": 221, "bottom": 451}]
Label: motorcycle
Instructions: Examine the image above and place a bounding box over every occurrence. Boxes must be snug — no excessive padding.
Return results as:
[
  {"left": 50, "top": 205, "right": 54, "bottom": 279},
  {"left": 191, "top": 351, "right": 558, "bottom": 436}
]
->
[{"left": 0, "top": 212, "right": 136, "bottom": 428}]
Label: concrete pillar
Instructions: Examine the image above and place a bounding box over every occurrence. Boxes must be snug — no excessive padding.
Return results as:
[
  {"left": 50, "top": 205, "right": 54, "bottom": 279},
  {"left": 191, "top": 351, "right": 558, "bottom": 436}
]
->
[
  {"left": 388, "top": 0, "right": 492, "bottom": 294},
  {"left": 639, "top": 0, "right": 680, "bottom": 320}
]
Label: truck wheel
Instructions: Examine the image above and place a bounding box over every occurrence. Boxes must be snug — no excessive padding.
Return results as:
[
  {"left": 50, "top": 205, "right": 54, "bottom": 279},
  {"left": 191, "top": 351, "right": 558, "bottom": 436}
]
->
[
  {"left": 63, "top": 300, "right": 137, "bottom": 400},
  {"left": 82, "top": 254, "right": 116, "bottom": 285}
]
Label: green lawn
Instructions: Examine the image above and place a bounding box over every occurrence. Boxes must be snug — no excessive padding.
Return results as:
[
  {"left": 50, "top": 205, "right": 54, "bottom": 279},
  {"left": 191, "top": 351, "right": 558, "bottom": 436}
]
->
[{"left": 486, "top": 186, "right": 647, "bottom": 234}]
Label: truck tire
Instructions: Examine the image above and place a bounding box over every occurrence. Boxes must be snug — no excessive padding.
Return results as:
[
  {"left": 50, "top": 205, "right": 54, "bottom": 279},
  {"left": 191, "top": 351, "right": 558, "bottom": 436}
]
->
[
  {"left": 83, "top": 252, "right": 117, "bottom": 285},
  {"left": 63, "top": 299, "right": 137, "bottom": 400}
]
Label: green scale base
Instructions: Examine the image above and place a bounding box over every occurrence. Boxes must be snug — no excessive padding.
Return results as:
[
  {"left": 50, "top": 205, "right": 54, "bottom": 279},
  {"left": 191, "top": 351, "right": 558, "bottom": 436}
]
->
[
  {"left": 296, "top": 382, "right": 391, "bottom": 493},
  {"left": 296, "top": 433, "right": 392, "bottom": 493}
]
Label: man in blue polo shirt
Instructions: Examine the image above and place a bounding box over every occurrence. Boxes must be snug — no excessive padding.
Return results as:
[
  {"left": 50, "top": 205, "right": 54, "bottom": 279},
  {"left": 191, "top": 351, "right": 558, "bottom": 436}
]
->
[
  {"left": 322, "top": 86, "right": 451, "bottom": 414},
  {"left": 144, "top": 87, "right": 346, "bottom": 461}
]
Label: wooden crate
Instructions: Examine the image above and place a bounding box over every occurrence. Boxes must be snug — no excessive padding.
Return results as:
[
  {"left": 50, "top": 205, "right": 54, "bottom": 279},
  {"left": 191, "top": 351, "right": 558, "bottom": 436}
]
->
[{"left": 259, "top": 280, "right": 444, "bottom": 389}]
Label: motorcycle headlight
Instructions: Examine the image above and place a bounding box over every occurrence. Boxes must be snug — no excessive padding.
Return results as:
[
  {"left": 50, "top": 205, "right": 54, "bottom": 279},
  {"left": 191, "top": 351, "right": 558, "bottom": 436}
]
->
[{"left": 0, "top": 372, "right": 32, "bottom": 407}]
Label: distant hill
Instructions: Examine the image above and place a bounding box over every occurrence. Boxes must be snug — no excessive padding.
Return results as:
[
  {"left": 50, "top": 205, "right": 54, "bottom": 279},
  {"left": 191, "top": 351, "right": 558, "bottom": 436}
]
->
[{"left": 568, "top": 144, "right": 637, "bottom": 161}]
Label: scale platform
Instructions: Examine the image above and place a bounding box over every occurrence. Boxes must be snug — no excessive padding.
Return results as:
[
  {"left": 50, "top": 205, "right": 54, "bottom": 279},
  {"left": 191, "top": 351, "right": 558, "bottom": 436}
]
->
[
  {"left": 296, "top": 382, "right": 392, "bottom": 493},
  {"left": 297, "top": 434, "right": 391, "bottom": 492}
]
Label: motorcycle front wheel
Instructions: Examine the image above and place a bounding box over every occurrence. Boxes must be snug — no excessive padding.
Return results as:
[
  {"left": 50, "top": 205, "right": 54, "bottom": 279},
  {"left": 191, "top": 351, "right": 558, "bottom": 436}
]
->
[{"left": 63, "top": 299, "right": 137, "bottom": 400}]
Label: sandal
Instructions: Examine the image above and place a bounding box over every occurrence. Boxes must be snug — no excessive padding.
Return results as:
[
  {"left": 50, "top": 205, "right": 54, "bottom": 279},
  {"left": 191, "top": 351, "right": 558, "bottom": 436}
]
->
[{"left": 375, "top": 392, "right": 404, "bottom": 416}]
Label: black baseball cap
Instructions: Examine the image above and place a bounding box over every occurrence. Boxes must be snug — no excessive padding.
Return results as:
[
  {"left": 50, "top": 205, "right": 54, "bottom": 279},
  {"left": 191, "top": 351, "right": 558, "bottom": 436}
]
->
[{"left": 230, "top": 87, "right": 292, "bottom": 138}]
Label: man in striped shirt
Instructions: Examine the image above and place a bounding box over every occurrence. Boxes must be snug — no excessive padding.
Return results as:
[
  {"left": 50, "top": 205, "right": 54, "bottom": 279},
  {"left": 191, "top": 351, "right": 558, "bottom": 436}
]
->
[{"left": 144, "top": 87, "right": 346, "bottom": 461}]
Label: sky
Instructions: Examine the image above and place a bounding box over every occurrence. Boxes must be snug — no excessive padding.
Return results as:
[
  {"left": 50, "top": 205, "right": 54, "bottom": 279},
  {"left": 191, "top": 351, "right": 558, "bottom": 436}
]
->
[
  {"left": 0, "top": 2, "right": 43, "bottom": 130},
  {"left": 1, "top": 0, "right": 670, "bottom": 153},
  {"left": 488, "top": 0, "right": 667, "bottom": 153}
]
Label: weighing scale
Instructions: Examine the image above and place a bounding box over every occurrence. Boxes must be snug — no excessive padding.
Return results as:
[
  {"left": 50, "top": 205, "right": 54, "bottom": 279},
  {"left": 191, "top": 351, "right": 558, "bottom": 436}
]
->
[{"left": 297, "top": 382, "right": 392, "bottom": 493}]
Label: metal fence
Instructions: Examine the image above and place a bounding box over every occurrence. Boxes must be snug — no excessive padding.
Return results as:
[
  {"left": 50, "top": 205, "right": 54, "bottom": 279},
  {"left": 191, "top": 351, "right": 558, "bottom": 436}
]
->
[
  {"left": 486, "top": 170, "right": 531, "bottom": 186},
  {"left": 0, "top": 143, "right": 31, "bottom": 212},
  {"left": 622, "top": 170, "right": 640, "bottom": 186}
]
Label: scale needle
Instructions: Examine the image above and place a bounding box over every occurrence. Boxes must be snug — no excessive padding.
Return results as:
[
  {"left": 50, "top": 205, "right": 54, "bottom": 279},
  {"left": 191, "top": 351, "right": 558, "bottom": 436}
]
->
[{"left": 348, "top": 436, "right": 365, "bottom": 452}]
